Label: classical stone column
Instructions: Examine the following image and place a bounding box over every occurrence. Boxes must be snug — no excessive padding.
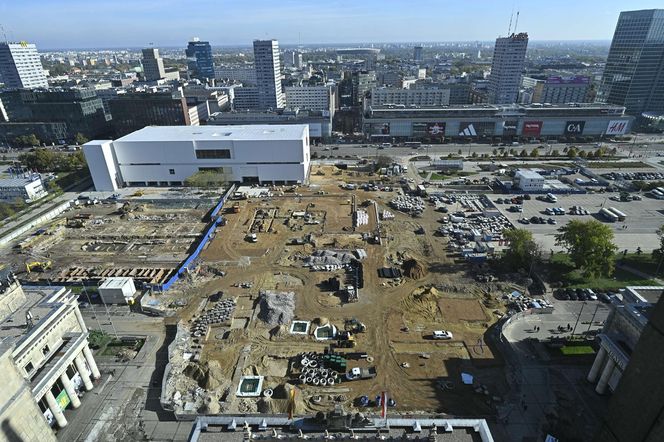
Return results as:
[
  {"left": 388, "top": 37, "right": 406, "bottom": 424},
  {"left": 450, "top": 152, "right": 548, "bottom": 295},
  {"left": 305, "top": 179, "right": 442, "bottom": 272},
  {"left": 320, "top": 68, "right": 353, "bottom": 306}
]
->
[
  {"left": 82, "top": 345, "right": 101, "bottom": 380},
  {"left": 44, "top": 390, "right": 68, "bottom": 428},
  {"left": 73, "top": 307, "right": 88, "bottom": 333},
  {"left": 595, "top": 357, "right": 616, "bottom": 394},
  {"left": 60, "top": 372, "right": 81, "bottom": 409},
  {"left": 587, "top": 346, "right": 608, "bottom": 383},
  {"left": 74, "top": 354, "right": 93, "bottom": 391}
]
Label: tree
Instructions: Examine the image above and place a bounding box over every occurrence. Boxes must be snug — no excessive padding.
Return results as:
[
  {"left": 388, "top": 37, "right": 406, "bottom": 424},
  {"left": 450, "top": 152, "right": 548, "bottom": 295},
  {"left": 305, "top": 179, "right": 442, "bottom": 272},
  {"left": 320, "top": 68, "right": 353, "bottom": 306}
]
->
[
  {"left": 551, "top": 149, "right": 560, "bottom": 157},
  {"left": 457, "top": 149, "right": 462, "bottom": 155},
  {"left": 492, "top": 149, "right": 498, "bottom": 156},
  {"left": 654, "top": 225, "right": 664, "bottom": 262},
  {"left": 374, "top": 155, "right": 394, "bottom": 172},
  {"left": 74, "top": 133, "right": 89, "bottom": 145},
  {"left": 529, "top": 148, "right": 539, "bottom": 158},
  {"left": 471, "top": 152, "right": 478, "bottom": 158},
  {"left": 519, "top": 149, "right": 528, "bottom": 157},
  {"left": 502, "top": 228, "right": 541, "bottom": 271},
  {"left": 567, "top": 147, "right": 578, "bottom": 158},
  {"left": 555, "top": 219, "right": 618, "bottom": 278},
  {"left": 579, "top": 150, "right": 588, "bottom": 158},
  {"left": 13, "top": 134, "right": 40, "bottom": 147}
]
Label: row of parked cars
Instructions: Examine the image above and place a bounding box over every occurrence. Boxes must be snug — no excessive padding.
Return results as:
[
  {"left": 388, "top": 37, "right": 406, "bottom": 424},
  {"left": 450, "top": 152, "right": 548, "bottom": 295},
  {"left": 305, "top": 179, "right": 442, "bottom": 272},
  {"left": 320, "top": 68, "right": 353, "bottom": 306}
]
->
[
  {"left": 518, "top": 216, "right": 556, "bottom": 225},
  {"left": 603, "top": 171, "right": 664, "bottom": 181},
  {"left": 554, "top": 288, "right": 611, "bottom": 303}
]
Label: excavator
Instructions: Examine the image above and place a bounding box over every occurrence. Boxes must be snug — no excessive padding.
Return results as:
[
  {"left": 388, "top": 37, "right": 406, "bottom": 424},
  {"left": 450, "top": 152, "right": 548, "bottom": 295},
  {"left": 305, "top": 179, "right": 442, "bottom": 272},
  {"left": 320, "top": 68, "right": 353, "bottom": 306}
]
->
[
  {"left": 25, "top": 252, "right": 52, "bottom": 273},
  {"left": 344, "top": 318, "right": 367, "bottom": 334}
]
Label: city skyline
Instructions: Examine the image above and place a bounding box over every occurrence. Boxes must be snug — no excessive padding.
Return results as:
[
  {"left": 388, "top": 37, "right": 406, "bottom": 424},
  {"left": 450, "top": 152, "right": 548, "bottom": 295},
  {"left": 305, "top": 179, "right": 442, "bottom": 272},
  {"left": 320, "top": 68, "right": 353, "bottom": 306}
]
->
[{"left": 2, "top": 0, "right": 663, "bottom": 49}]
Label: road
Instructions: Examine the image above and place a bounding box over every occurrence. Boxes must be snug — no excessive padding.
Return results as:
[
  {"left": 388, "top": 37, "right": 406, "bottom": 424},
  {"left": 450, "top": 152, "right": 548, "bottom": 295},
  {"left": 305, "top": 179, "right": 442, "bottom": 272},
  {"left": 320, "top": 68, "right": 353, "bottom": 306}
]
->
[{"left": 56, "top": 312, "right": 191, "bottom": 442}]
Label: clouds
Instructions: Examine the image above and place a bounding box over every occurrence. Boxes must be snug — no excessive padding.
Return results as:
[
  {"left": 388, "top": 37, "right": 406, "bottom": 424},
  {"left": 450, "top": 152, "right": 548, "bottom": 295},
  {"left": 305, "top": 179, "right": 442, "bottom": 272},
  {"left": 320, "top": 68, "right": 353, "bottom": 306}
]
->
[{"left": 2, "top": 0, "right": 662, "bottom": 48}]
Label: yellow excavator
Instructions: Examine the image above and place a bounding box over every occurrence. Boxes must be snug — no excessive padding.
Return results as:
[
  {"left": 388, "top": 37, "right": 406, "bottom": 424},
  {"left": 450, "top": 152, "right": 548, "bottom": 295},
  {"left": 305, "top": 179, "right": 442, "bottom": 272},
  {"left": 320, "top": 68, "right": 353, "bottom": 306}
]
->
[{"left": 26, "top": 260, "right": 52, "bottom": 273}]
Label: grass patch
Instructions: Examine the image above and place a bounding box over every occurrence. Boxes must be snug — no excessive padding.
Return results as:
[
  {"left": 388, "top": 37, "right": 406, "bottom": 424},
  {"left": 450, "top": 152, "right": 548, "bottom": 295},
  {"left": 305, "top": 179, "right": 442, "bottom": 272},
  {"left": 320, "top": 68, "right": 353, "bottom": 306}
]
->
[
  {"left": 586, "top": 161, "right": 652, "bottom": 169},
  {"left": 560, "top": 345, "right": 595, "bottom": 356},
  {"left": 620, "top": 254, "right": 664, "bottom": 278},
  {"left": 548, "top": 253, "right": 658, "bottom": 290}
]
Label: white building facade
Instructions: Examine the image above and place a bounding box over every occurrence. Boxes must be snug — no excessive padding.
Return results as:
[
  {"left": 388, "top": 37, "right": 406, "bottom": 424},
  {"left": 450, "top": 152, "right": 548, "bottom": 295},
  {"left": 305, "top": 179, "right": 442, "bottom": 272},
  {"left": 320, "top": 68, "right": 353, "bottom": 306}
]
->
[
  {"left": 285, "top": 86, "right": 333, "bottom": 111},
  {"left": 487, "top": 33, "right": 529, "bottom": 105},
  {"left": 0, "top": 42, "right": 49, "bottom": 90},
  {"left": 0, "top": 274, "right": 101, "bottom": 436},
  {"left": 513, "top": 169, "right": 544, "bottom": 191},
  {"left": 371, "top": 87, "right": 451, "bottom": 107},
  {"left": 253, "top": 40, "right": 285, "bottom": 109},
  {"left": 0, "top": 174, "right": 48, "bottom": 203},
  {"left": 83, "top": 124, "right": 311, "bottom": 190}
]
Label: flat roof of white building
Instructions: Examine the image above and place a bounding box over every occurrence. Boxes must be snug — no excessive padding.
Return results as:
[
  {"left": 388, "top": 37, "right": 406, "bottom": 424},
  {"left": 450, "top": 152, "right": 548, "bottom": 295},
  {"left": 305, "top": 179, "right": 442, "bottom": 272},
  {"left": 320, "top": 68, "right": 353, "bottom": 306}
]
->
[
  {"left": 99, "top": 277, "right": 134, "bottom": 289},
  {"left": 515, "top": 169, "right": 544, "bottom": 179},
  {"left": 116, "top": 125, "right": 308, "bottom": 143}
]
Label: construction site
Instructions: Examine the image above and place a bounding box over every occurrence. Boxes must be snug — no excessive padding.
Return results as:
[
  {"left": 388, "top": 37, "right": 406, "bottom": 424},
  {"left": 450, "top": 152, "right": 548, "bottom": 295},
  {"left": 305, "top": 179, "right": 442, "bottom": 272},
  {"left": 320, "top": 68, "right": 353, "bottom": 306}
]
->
[
  {"left": 2, "top": 165, "right": 523, "bottom": 423},
  {"left": 147, "top": 165, "right": 520, "bottom": 421}
]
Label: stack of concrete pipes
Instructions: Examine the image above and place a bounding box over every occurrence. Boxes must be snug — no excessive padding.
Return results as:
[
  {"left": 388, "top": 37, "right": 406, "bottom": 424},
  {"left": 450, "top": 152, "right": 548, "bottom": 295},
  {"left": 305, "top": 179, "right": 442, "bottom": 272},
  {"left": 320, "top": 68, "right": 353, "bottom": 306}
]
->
[
  {"left": 297, "top": 354, "right": 339, "bottom": 387},
  {"left": 191, "top": 299, "right": 237, "bottom": 337}
]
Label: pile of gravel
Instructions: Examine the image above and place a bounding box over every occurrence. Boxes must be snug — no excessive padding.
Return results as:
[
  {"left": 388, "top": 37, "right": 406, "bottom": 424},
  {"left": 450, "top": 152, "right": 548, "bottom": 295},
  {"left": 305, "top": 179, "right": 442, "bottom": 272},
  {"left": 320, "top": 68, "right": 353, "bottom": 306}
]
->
[
  {"left": 258, "top": 291, "right": 295, "bottom": 326},
  {"left": 304, "top": 250, "right": 356, "bottom": 267}
]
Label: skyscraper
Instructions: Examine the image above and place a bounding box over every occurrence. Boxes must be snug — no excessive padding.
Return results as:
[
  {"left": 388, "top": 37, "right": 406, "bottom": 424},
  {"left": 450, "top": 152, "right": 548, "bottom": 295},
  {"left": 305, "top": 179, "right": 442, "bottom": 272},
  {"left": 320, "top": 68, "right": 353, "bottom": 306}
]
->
[
  {"left": 487, "top": 32, "right": 528, "bottom": 105},
  {"left": 253, "top": 40, "right": 285, "bottom": 110},
  {"left": 597, "top": 9, "right": 664, "bottom": 116},
  {"left": 185, "top": 38, "right": 215, "bottom": 80},
  {"left": 141, "top": 48, "right": 166, "bottom": 81},
  {"left": 0, "top": 42, "right": 49, "bottom": 90},
  {"left": 413, "top": 46, "right": 423, "bottom": 62}
]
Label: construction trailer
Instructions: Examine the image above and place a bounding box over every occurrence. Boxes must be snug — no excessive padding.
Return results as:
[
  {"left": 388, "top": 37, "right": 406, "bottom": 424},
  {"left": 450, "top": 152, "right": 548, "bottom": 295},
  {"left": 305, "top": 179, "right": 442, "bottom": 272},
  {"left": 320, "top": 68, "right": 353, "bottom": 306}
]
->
[{"left": 98, "top": 277, "right": 137, "bottom": 304}]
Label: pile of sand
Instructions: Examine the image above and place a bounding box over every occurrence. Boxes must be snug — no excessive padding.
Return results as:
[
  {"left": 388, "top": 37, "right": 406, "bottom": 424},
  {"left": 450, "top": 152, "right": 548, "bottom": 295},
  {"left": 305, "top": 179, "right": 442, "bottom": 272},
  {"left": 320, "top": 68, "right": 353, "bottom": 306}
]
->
[
  {"left": 401, "top": 286, "right": 442, "bottom": 320},
  {"left": 183, "top": 361, "right": 225, "bottom": 390},
  {"left": 403, "top": 258, "right": 427, "bottom": 279}
]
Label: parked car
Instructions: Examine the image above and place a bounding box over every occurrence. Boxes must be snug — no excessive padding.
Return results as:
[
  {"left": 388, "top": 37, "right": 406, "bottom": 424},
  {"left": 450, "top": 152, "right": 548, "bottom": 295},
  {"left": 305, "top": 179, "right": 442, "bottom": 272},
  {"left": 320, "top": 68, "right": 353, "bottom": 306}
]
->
[{"left": 432, "top": 330, "right": 454, "bottom": 340}]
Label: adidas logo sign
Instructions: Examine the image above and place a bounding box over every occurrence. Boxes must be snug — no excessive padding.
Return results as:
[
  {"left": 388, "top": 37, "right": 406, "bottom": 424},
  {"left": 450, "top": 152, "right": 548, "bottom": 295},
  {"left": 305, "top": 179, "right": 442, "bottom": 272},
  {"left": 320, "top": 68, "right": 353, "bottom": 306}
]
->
[{"left": 459, "top": 124, "right": 477, "bottom": 137}]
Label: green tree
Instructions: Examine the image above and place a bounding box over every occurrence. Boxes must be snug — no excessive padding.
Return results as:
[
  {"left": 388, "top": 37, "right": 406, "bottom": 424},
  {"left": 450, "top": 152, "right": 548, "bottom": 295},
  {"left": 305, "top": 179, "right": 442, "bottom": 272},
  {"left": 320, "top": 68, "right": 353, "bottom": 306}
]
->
[
  {"left": 374, "top": 155, "right": 394, "bottom": 172},
  {"left": 492, "top": 149, "right": 498, "bottom": 156},
  {"left": 13, "top": 134, "right": 40, "bottom": 147},
  {"left": 555, "top": 219, "right": 618, "bottom": 278},
  {"left": 471, "top": 151, "right": 478, "bottom": 158},
  {"left": 579, "top": 150, "right": 588, "bottom": 158},
  {"left": 519, "top": 149, "right": 528, "bottom": 157},
  {"left": 654, "top": 225, "right": 664, "bottom": 263},
  {"left": 551, "top": 149, "right": 560, "bottom": 156},
  {"left": 74, "top": 133, "right": 89, "bottom": 145},
  {"left": 19, "top": 149, "right": 57, "bottom": 171},
  {"left": 457, "top": 149, "right": 462, "bottom": 155},
  {"left": 502, "top": 228, "right": 541, "bottom": 271},
  {"left": 529, "top": 148, "right": 539, "bottom": 158},
  {"left": 567, "top": 147, "right": 578, "bottom": 158}
]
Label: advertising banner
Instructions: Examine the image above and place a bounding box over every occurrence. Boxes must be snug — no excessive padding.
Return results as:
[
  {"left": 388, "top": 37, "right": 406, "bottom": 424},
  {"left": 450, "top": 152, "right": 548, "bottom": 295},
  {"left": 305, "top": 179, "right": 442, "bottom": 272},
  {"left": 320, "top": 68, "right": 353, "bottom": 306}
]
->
[
  {"left": 56, "top": 390, "right": 71, "bottom": 411},
  {"left": 522, "top": 121, "right": 543, "bottom": 137},
  {"left": 606, "top": 120, "right": 628, "bottom": 135},
  {"left": 564, "top": 121, "right": 586, "bottom": 135},
  {"left": 502, "top": 120, "right": 518, "bottom": 136},
  {"left": 370, "top": 122, "right": 391, "bottom": 136},
  {"left": 458, "top": 122, "right": 494, "bottom": 137},
  {"left": 413, "top": 122, "right": 446, "bottom": 137}
]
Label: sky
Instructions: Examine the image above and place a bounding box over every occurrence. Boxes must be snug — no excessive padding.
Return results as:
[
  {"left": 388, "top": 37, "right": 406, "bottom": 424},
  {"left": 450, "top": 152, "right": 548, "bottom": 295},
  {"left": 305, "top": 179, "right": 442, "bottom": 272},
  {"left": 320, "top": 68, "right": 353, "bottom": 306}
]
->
[{"left": 1, "top": 0, "right": 662, "bottom": 49}]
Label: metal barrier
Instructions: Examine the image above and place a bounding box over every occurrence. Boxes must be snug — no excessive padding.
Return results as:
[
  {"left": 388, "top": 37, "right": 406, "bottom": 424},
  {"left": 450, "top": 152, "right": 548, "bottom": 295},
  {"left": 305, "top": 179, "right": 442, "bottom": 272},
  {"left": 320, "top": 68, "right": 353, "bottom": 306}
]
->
[{"left": 152, "top": 186, "right": 235, "bottom": 292}]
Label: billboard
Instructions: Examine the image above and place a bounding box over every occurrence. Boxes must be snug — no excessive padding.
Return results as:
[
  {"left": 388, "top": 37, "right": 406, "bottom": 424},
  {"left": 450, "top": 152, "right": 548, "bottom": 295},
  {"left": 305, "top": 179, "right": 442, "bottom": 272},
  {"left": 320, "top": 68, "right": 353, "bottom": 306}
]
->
[
  {"left": 522, "top": 121, "right": 543, "bottom": 137},
  {"left": 606, "top": 120, "right": 628, "bottom": 135},
  {"left": 502, "top": 120, "right": 518, "bottom": 136},
  {"left": 564, "top": 121, "right": 586, "bottom": 135},
  {"left": 369, "top": 122, "right": 391, "bottom": 136},
  {"left": 413, "top": 122, "right": 446, "bottom": 137},
  {"left": 56, "top": 390, "right": 71, "bottom": 410},
  {"left": 458, "top": 121, "right": 494, "bottom": 137}
]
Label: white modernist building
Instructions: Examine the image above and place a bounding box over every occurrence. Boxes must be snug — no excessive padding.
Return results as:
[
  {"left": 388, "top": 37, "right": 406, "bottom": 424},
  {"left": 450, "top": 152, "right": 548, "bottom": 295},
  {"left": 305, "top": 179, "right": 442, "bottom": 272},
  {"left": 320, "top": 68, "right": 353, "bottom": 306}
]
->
[
  {"left": 513, "top": 169, "right": 544, "bottom": 191},
  {"left": 285, "top": 85, "right": 334, "bottom": 112},
  {"left": 0, "top": 174, "right": 48, "bottom": 203},
  {"left": 83, "top": 124, "right": 311, "bottom": 191},
  {"left": 371, "top": 87, "right": 451, "bottom": 107}
]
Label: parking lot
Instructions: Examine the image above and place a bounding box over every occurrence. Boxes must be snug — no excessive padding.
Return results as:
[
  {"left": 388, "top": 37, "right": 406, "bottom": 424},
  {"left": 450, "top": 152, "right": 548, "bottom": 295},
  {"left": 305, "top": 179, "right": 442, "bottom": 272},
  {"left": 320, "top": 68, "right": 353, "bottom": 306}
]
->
[{"left": 492, "top": 192, "right": 664, "bottom": 252}]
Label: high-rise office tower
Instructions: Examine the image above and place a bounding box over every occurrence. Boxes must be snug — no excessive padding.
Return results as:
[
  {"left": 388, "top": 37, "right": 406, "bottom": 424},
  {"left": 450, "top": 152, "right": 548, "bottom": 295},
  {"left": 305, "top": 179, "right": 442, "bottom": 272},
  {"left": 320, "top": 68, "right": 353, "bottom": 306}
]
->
[
  {"left": 141, "top": 48, "right": 166, "bottom": 81},
  {"left": 185, "top": 38, "right": 215, "bottom": 80},
  {"left": 597, "top": 9, "right": 664, "bottom": 116},
  {"left": 0, "top": 42, "right": 49, "bottom": 90},
  {"left": 487, "top": 32, "right": 528, "bottom": 105},
  {"left": 413, "top": 46, "right": 423, "bottom": 62},
  {"left": 253, "top": 40, "right": 285, "bottom": 110}
]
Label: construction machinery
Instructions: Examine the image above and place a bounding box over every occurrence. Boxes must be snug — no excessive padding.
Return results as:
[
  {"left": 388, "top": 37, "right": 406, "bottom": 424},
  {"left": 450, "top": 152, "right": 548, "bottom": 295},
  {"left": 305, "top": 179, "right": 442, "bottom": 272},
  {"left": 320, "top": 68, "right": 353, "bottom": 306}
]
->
[
  {"left": 344, "top": 318, "right": 367, "bottom": 333},
  {"left": 26, "top": 260, "right": 52, "bottom": 273},
  {"left": 230, "top": 202, "right": 241, "bottom": 213}
]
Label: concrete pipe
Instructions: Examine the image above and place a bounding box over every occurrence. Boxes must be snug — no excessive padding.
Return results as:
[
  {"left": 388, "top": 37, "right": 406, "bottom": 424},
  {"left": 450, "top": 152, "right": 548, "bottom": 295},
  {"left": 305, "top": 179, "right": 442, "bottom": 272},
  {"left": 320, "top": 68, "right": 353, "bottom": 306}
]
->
[
  {"left": 320, "top": 378, "right": 327, "bottom": 386},
  {"left": 327, "top": 378, "right": 335, "bottom": 386},
  {"left": 299, "top": 374, "right": 307, "bottom": 381},
  {"left": 263, "top": 389, "right": 273, "bottom": 398},
  {"left": 320, "top": 369, "right": 329, "bottom": 377},
  {"left": 306, "top": 377, "right": 313, "bottom": 384},
  {"left": 308, "top": 360, "right": 318, "bottom": 368},
  {"left": 300, "top": 358, "right": 309, "bottom": 367},
  {"left": 331, "top": 371, "right": 339, "bottom": 379},
  {"left": 312, "top": 378, "right": 320, "bottom": 386}
]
